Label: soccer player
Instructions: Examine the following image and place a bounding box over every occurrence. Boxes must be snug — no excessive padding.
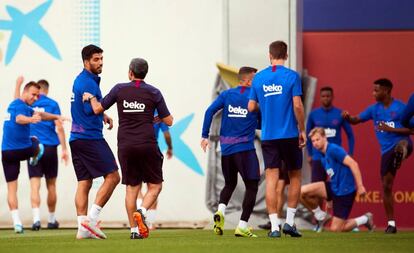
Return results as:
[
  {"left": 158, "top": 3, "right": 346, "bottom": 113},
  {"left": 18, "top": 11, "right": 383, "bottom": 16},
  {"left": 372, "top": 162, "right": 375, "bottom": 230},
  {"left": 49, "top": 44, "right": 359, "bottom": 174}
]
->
[
  {"left": 342, "top": 78, "right": 413, "bottom": 233},
  {"left": 301, "top": 127, "right": 374, "bottom": 232},
  {"left": 2, "top": 81, "right": 65, "bottom": 233},
  {"left": 83, "top": 57, "right": 173, "bottom": 239},
  {"left": 248, "top": 41, "right": 306, "bottom": 238},
  {"left": 136, "top": 114, "right": 173, "bottom": 230},
  {"left": 201, "top": 66, "right": 260, "bottom": 237},
  {"left": 306, "top": 86, "right": 354, "bottom": 231},
  {"left": 70, "top": 44, "right": 121, "bottom": 239},
  {"left": 14, "top": 77, "right": 68, "bottom": 231}
]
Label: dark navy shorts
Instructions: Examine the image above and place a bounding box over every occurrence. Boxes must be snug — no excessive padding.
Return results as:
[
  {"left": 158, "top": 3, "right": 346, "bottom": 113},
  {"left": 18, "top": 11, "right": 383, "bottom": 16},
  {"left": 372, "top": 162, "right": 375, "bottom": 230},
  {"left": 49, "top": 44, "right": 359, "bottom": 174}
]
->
[
  {"left": 325, "top": 182, "right": 356, "bottom": 220},
  {"left": 380, "top": 141, "right": 413, "bottom": 177},
  {"left": 1, "top": 140, "right": 38, "bottom": 182},
  {"left": 221, "top": 149, "right": 260, "bottom": 181},
  {"left": 70, "top": 139, "right": 118, "bottom": 181},
  {"left": 28, "top": 145, "right": 58, "bottom": 179},
  {"left": 118, "top": 144, "right": 163, "bottom": 186},
  {"left": 311, "top": 159, "right": 327, "bottom": 182},
  {"left": 261, "top": 138, "right": 303, "bottom": 171}
]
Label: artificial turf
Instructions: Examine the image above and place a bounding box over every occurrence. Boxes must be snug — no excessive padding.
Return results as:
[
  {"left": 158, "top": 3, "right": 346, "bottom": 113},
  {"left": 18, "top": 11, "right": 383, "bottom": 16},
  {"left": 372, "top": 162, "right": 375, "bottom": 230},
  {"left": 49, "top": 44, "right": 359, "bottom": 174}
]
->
[{"left": 0, "top": 229, "right": 413, "bottom": 253}]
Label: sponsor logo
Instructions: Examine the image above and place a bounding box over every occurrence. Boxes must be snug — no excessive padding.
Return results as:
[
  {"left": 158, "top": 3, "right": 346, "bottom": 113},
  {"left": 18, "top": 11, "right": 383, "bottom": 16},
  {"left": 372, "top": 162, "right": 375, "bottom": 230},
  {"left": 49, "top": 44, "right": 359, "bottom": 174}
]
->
[
  {"left": 228, "top": 104, "right": 248, "bottom": 118},
  {"left": 33, "top": 107, "right": 45, "bottom": 113},
  {"left": 325, "top": 128, "right": 336, "bottom": 138},
  {"left": 263, "top": 84, "right": 283, "bottom": 97},
  {"left": 70, "top": 92, "right": 75, "bottom": 102},
  {"left": 326, "top": 168, "right": 334, "bottom": 178},
  {"left": 123, "top": 100, "right": 145, "bottom": 112}
]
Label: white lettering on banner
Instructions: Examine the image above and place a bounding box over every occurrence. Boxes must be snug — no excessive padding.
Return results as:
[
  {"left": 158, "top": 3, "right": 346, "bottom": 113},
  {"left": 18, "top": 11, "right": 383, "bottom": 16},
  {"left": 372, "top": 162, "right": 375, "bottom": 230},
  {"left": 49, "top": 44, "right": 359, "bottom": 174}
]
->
[
  {"left": 123, "top": 100, "right": 145, "bottom": 112},
  {"left": 263, "top": 84, "right": 283, "bottom": 97},
  {"left": 33, "top": 107, "right": 45, "bottom": 113},
  {"left": 70, "top": 92, "right": 75, "bottom": 102},
  {"left": 228, "top": 104, "right": 248, "bottom": 118},
  {"left": 325, "top": 128, "right": 336, "bottom": 138},
  {"left": 4, "top": 113, "right": 11, "bottom": 121}
]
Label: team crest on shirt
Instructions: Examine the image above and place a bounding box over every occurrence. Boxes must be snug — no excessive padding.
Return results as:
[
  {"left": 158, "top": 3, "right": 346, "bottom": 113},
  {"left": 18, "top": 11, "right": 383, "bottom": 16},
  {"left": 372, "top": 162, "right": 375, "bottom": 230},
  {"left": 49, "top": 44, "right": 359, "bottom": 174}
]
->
[
  {"left": 227, "top": 104, "right": 248, "bottom": 118},
  {"left": 123, "top": 100, "right": 146, "bottom": 113},
  {"left": 263, "top": 84, "right": 283, "bottom": 97}
]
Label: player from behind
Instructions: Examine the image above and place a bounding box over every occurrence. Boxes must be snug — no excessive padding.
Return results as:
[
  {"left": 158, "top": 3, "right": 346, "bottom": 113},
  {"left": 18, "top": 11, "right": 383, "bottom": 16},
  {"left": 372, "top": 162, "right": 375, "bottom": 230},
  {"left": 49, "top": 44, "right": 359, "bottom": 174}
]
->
[
  {"left": 342, "top": 78, "right": 412, "bottom": 233},
  {"left": 300, "top": 127, "right": 374, "bottom": 232},
  {"left": 201, "top": 66, "right": 260, "bottom": 237},
  {"left": 248, "top": 41, "right": 306, "bottom": 238},
  {"left": 83, "top": 58, "right": 173, "bottom": 239},
  {"left": 2, "top": 81, "right": 66, "bottom": 233},
  {"left": 14, "top": 77, "right": 69, "bottom": 231},
  {"left": 70, "top": 44, "right": 121, "bottom": 239}
]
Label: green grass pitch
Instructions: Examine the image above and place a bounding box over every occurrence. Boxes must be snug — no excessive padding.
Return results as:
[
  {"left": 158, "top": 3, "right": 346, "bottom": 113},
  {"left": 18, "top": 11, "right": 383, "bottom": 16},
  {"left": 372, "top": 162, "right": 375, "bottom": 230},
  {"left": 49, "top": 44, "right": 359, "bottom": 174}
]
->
[{"left": 0, "top": 229, "right": 413, "bottom": 253}]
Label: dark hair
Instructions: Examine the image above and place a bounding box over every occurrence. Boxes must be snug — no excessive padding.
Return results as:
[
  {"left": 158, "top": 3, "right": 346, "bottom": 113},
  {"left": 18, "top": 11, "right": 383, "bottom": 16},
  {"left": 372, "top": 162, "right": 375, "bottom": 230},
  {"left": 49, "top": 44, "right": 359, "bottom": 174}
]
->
[
  {"left": 238, "top": 66, "right": 257, "bottom": 80},
  {"left": 374, "top": 78, "right": 393, "bottom": 91},
  {"left": 23, "top": 81, "right": 41, "bottom": 91},
  {"left": 81, "top": 44, "right": 103, "bottom": 61},
  {"left": 37, "top": 79, "right": 49, "bottom": 90},
  {"left": 269, "top": 41, "right": 288, "bottom": 60},
  {"left": 320, "top": 86, "right": 333, "bottom": 94},
  {"left": 129, "top": 58, "right": 148, "bottom": 79}
]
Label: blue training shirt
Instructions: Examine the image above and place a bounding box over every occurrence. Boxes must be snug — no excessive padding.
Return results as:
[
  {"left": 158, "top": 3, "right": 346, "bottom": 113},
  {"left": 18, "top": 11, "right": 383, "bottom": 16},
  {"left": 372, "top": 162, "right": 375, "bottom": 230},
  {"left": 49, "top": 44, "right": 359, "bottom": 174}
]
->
[
  {"left": 322, "top": 143, "right": 356, "bottom": 196},
  {"left": 249, "top": 65, "right": 302, "bottom": 140},
  {"left": 70, "top": 69, "right": 104, "bottom": 141},
  {"left": 31, "top": 95, "right": 61, "bottom": 146},
  {"left": 2, "top": 99, "right": 34, "bottom": 151},
  {"left": 359, "top": 99, "right": 412, "bottom": 154},
  {"left": 202, "top": 86, "right": 259, "bottom": 156},
  {"left": 401, "top": 93, "right": 414, "bottom": 128},
  {"left": 306, "top": 107, "right": 354, "bottom": 160}
]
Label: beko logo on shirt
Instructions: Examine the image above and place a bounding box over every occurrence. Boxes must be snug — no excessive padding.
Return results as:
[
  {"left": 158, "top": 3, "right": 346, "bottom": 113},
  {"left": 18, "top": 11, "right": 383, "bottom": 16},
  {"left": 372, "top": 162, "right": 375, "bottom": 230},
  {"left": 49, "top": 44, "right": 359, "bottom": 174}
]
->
[
  {"left": 33, "top": 107, "right": 45, "bottom": 113},
  {"left": 228, "top": 105, "right": 248, "bottom": 118},
  {"left": 326, "top": 168, "right": 334, "bottom": 178},
  {"left": 263, "top": 84, "right": 283, "bottom": 97},
  {"left": 325, "top": 128, "right": 337, "bottom": 138},
  {"left": 123, "top": 100, "right": 145, "bottom": 113}
]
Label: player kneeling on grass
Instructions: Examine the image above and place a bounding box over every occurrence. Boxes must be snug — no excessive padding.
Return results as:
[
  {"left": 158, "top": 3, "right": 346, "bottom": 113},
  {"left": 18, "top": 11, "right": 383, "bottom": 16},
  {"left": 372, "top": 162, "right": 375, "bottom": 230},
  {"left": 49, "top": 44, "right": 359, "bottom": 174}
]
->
[
  {"left": 201, "top": 66, "right": 260, "bottom": 238},
  {"left": 300, "top": 127, "right": 375, "bottom": 232}
]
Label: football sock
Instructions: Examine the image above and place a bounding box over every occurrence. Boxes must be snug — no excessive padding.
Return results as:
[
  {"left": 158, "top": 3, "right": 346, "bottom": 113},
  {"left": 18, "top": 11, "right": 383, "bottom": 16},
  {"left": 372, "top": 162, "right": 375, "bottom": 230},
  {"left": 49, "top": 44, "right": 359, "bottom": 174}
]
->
[
  {"left": 136, "top": 198, "right": 143, "bottom": 209},
  {"left": 77, "top": 215, "right": 88, "bottom": 231},
  {"left": 32, "top": 208, "right": 40, "bottom": 223},
  {"left": 48, "top": 212, "right": 56, "bottom": 223},
  {"left": 286, "top": 207, "right": 297, "bottom": 226},
  {"left": 88, "top": 204, "right": 102, "bottom": 222},
  {"left": 312, "top": 206, "right": 327, "bottom": 221},
  {"left": 355, "top": 215, "right": 368, "bottom": 226},
  {"left": 388, "top": 220, "right": 396, "bottom": 227},
  {"left": 130, "top": 227, "right": 138, "bottom": 233},
  {"left": 269, "top": 213, "right": 280, "bottom": 231},
  {"left": 218, "top": 203, "right": 226, "bottom": 216},
  {"left": 238, "top": 220, "right": 248, "bottom": 230},
  {"left": 139, "top": 207, "right": 147, "bottom": 215},
  {"left": 11, "top": 209, "right": 22, "bottom": 226}
]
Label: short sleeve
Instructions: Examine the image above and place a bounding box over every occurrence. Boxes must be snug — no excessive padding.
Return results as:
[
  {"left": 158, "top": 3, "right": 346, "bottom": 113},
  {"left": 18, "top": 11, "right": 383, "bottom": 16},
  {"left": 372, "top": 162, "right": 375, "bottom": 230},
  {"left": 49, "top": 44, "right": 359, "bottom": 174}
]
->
[
  {"left": 358, "top": 105, "right": 373, "bottom": 122},
  {"left": 16, "top": 102, "right": 33, "bottom": 117},
  {"left": 52, "top": 102, "right": 61, "bottom": 115},
  {"left": 249, "top": 85, "right": 258, "bottom": 102},
  {"left": 292, "top": 73, "right": 302, "bottom": 97},
  {"left": 155, "top": 90, "right": 170, "bottom": 119},
  {"left": 330, "top": 145, "right": 347, "bottom": 164}
]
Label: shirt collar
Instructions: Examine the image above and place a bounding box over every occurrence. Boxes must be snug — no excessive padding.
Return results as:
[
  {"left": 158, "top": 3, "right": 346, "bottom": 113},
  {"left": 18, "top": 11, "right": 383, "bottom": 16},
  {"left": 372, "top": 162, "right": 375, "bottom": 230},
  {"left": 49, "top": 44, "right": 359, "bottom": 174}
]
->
[{"left": 82, "top": 68, "right": 101, "bottom": 85}]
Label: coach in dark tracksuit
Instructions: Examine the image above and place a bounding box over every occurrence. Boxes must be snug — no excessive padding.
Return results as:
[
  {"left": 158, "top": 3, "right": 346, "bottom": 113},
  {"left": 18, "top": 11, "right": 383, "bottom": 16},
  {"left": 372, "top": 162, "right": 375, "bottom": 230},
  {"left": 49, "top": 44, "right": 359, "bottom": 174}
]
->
[{"left": 83, "top": 58, "right": 173, "bottom": 240}]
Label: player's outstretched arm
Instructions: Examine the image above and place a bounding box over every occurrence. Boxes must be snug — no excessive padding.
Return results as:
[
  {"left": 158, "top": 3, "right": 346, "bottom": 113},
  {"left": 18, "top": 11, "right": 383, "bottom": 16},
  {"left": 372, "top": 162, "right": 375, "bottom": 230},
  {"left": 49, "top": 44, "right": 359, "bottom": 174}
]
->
[
  {"left": 342, "top": 111, "right": 363, "bottom": 125},
  {"left": 343, "top": 155, "right": 366, "bottom": 197},
  {"left": 83, "top": 92, "right": 105, "bottom": 114},
  {"left": 16, "top": 113, "right": 41, "bottom": 125},
  {"left": 14, "top": 76, "right": 24, "bottom": 99}
]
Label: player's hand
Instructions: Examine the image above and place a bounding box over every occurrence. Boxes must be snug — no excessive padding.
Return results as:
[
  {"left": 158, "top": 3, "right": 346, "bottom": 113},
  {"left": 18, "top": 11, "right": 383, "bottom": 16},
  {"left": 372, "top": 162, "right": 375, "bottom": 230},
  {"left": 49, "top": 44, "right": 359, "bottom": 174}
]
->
[
  {"left": 103, "top": 114, "right": 113, "bottom": 130},
  {"left": 61, "top": 148, "right": 69, "bottom": 166},
  {"left": 357, "top": 185, "right": 367, "bottom": 197},
  {"left": 16, "top": 76, "right": 24, "bottom": 86},
  {"left": 166, "top": 148, "right": 173, "bottom": 159},
  {"left": 200, "top": 138, "right": 209, "bottom": 152},
  {"left": 31, "top": 113, "right": 41, "bottom": 123},
  {"left": 82, "top": 92, "right": 93, "bottom": 102},
  {"left": 378, "top": 121, "right": 392, "bottom": 132},
  {"left": 341, "top": 110, "right": 351, "bottom": 120},
  {"left": 298, "top": 131, "right": 307, "bottom": 148}
]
